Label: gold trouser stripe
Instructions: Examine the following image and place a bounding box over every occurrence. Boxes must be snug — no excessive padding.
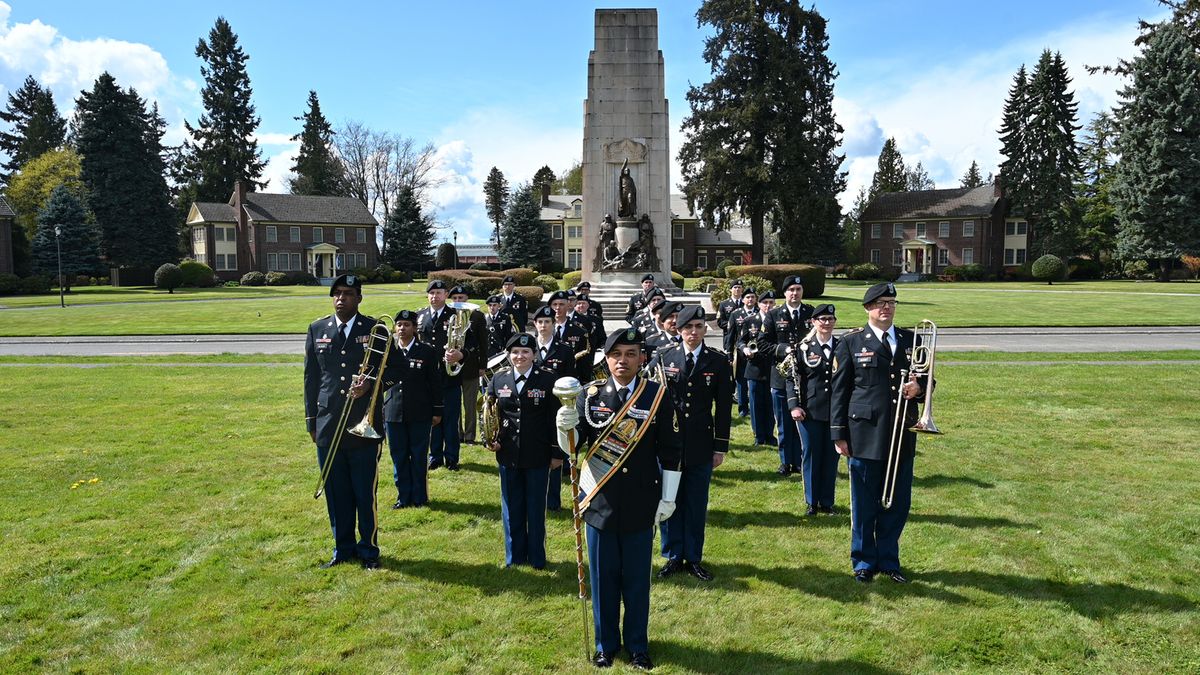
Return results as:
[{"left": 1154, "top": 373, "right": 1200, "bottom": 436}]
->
[{"left": 371, "top": 444, "right": 381, "bottom": 548}]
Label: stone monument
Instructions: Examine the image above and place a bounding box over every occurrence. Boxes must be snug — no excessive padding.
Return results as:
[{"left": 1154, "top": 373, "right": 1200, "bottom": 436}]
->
[{"left": 581, "top": 9, "right": 674, "bottom": 290}]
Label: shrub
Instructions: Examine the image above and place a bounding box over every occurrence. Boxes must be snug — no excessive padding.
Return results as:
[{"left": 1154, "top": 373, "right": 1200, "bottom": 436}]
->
[
  {"left": 388, "top": 270, "right": 411, "bottom": 283},
  {"left": 1122, "top": 259, "right": 1150, "bottom": 280},
  {"left": 709, "top": 274, "right": 774, "bottom": 304},
  {"left": 179, "top": 260, "right": 218, "bottom": 288},
  {"left": 0, "top": 273, "right": 20, "bottom": 295},
  {"left": 563, "top": 271, "right": 583, "bottom": 288},
  {"left": 847, "top": 263, "right": 882, "bottom": 281},
  {"left": 693, "top": 269, "right": 708, "bottom": 277},
  {"left": 726, "top": 264, "right": 825, "bottom": 297},
  {"left": 265, "top": 271, "right": 290, "bottom": 286},
  {"left": 285, "top": 270, "right": 318, "bottom": 285},
  {"left": 428, "top": 270, "right": 504, "bottom": 297},
  {"left": 224, "top": 281, "right": 240, "bottom": 287},
  {"left": 1067, "top": 257, "right": 1103, "bottom": 280},
  {"left": 515, "top": 285, "right": 546, "bottom": 313},
  {"left": 500, "top": 268, "right": 538, "bottom": 285},
  {"left": 1181, "top": 254, "right": 1200, "bottom": 280},
  {"left": 532, "top": 274, "right": 560, "bottom": 293},
  {"left": 957, "top": 263, "right": 987, "bottom": 281},
  {"left": 155, "top": 263, "right": 184, "bottom": 293},
  {"left": 74, "top": 274, "right": 92, "bottom": 288},
  {"left": 97, "top": 276, "right": 109, "bottom": 286},
  {"left": 19, "top": 274, "right": 51, "bottom": 294},
  {"left": 881, "top": 265, "right": 903, "bottom": 282},
  {"left": 671, "top": 271, "right": 685, "bottom": 288},
  {"left": 695, "top": 276, "right": 717, "bottom": 292},
  {"left": 373, "top": 263, "right": 396, "bottom": 281},
  {"left": 716, "top": 259, "right": 735, "bottom": 278},
  {"left": 468, "top": 261, "right": 494, "bottom": 271},
  {"left": 1032, "top": 254, "right": 1066, "bottom": 284},
  {"left": 240, "top": 271, "right": 266, "bottom": 287},
  {"left": 348, "top": 266, "right": 372, "bottom": 283}
]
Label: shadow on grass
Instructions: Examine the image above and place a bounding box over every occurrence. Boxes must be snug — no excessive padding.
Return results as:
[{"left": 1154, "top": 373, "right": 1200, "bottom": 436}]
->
[
  {"left": 653, "top": 641, "right": 902, "bottom": 674},
  {"left": 912, "top": 473, "right": 995, "bottom": 489},
  {"left": 910, "top": 513, "right": 1036, "bottom": 529},
  {"left": 706, "top": 562, "right": 973, "bottom": 605},
  {"left": 393, "top": 557, "right": 578, "bottom": 598},
  {"left": 710, "top": 468, "right": 800, "bottom": 484},
  {"left": 427, "top": 499, "right": 499, "bottom": 521},
  {"left": 453, "top": 461, "right": 497, "bottom": 476},
  {"left": 707, "top": 508, "right": 846, "bottom": 529}
]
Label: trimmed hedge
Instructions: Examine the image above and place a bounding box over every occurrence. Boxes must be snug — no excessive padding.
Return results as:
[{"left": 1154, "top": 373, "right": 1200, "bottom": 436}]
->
[
  {"left": 286, "top": 270, "right": 318, "bottom": 285},
  {"left": 725, "top": 264, "right": 825, "bottom": 298},
  {"left": 155, "top": 263, "right": 184, "bottom": 293},
  {"left": 532, "top": 274, "right": 560, "bottom": 293},
  {"left": 942, "top": 263, "right": 986, "bottom": 281},
  {"left": 179, "top": 260, "right": 217, "bottom": 288},
  {"left": 240, "top": 271, "right": 266, "bottom": 287},
  {"left": 563, "top": 271, "right": 583, "bottom": 288},
  {"left": 428, "top": 270, "right": 504, "bottom": 297},
  {"left": 265, "top": 271, "right": 289, "bottom": 286},
  {"left": 1032, "top": 254, "right": 1066, "bottom": 284}
]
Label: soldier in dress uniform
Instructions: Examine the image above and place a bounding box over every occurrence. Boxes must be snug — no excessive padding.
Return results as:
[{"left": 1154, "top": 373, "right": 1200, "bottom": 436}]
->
[
  {"left": 831, "top": 283, "right": 925, "bottom": 584},
  {"left": 761, "top": 275, "right": 814, "bottom": 476},
  {"left": 647, "top": 306, "right": 732, "bottom": 582},
  {"left": 738, "top": 291, "right": 777, "bottom": 447},
  {"left": 449, "top": 286, "right": 487, "bottom": 445},
  {"left": 644, "top": 300, "right": 684, "bottom": 360},
  {"left": 715, "top": 279, "right": 744, "bottom": 343},
  {"left": 485, "top": 294, "right": 515, "bottom": 358},
  {"left": 418, "top": 279, "right": 468, "bottom": 471},
  {"left": 633, "top": 289, "right": 665, "bottom": 338},
  {"left": 556, "top": 328, "right": 683, "bottom": 670},
  {"left": 531, "top": 305, "right": 576, "bottom": 376},
  {"left": 304, "top": 274, "right": 402, "bottom": 570},
  {"left": 384, "top": 309, "right": 445, "bottom": 510},
  {"left": 484, "top": 333, "right": 563, "bottom": 569},
  {"left": 786, "top": 303, "right": 840, "bottom": 516},
  {"left": 573, "top": 294, "right": 607, "bottom": 355},
  {"left": 725, "top": 288, "right": 759, "bottom": 418},
  {"left": 575, "top": 281, "right": 605, "bottom": 321},
  {"left": 624, "top": 273, "right": 658, "bottom": 324},
  {"left": 499, "top": 276, "right": 528, "bottom": 331},
  {"left": 548, "top": 290, "right": 593, "bottom": 384}
]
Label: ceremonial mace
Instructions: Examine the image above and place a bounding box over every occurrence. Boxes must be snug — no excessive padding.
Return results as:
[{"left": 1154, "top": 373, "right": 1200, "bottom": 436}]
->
[{"left": 553, "top": 376, "right": 590, "bottom": 661}]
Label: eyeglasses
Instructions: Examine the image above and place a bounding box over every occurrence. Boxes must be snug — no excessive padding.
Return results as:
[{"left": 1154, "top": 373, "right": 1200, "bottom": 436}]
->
[
  {"left": 872, "top": 300, "right": 899, "bottom": 309},
  {"left": 815, "top": 316, "right": 837, "bottom": 323}
]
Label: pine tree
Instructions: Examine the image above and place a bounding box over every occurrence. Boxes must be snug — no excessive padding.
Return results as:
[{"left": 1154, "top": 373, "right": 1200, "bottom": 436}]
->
[
  {"left": 288, "top": 91, "right": 346, "bottom": 196},
  {"left": 31, "top": 185, "right": 102, "bottom": 291},
  {"left": 532, "top": 165, "right": 556, "bottom": 192},
  {"left": 74, "top": 72, "right": 179, "bottom": 270},
  {"left": 482, "top": 166, "right": 509, "bottom": 246},
  {"left": 1076, "top": 112, "right": 1118, "bottom": 263},
  {"left": 960, "top": 161, "right": 984, "bottom": 188},
  {"left": 0, "top": 76, "right": 67, "bottom": 185},
  {"left": 679, "top": 1, "right": 846, "bottom": 263},
  {"left": 998, "top": 66, "right": 1031, "bottom": 209},
  {"left": 498, "top": 183, "right": 550, "bottom": 268},
  {"left": 1024, "top": 50, "right": 1082, "bottom": 257},
  {"left": 869, "top": 137, "right": 908, "bottom": 198},
  {"left": 905, "top": 161, "right": 935, "bottom": 191},
  {"left": 1113, "top": 21, "right": 1200, "bottom": 281},
  {"left": 380, "top": 185, "right": 435, "bottom": 273},
  {"left": 180, "top": 17, "right": 266, "bottom": 203}
]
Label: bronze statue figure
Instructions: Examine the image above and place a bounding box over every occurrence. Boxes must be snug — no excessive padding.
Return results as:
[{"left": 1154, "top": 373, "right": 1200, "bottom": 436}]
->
[{"left": 618, "top": 159, "right": 637, "bottom": 218}]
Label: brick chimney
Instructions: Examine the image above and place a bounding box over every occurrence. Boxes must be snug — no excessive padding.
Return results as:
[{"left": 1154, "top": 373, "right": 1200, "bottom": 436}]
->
[{"left": 540, "top": 181, "right": 551, "bottom": 206}]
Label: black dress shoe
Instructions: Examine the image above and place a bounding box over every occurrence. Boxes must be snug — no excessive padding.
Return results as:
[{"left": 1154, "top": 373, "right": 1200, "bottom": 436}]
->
[
  {"left": 320, "top": 556, "right": 351, "bottom": 569},
  {"left": 777, "top": 464, "right": 791, "bottom": 476},
  {"left": 805, "top": 504, "right": 818, "bottom": 516},
  {"left": 881, "top": 569, "right": 910, "bottom": 583},
  {"left": 392, "top": 499, "right": 406, "bottom": 510},
  {"left": 428, "top": 459, "right": 443, "bottom": 470},
  {"left": 629, "top": 652, "right": 653, "bottom": 670},
  {"left": 592, "top": 651, "right": 614, "bottom": 668},
  {"left": 446, "top": 463, "right": 460, "bottom": 471},
  {"left": 361, "top": 559, "right": 381, "bottom": 570},
  {"left": 819, "top": 505, "right": 835, "bottom": 515},
  {"left": 685, "top": 561, "right": 714, "bottom": 581},
  {"left": 854, "top": 569, "right": 876, "bottom": 583},
  {"left": 656, "top": 559, "right": 683, "bottom": 578}
]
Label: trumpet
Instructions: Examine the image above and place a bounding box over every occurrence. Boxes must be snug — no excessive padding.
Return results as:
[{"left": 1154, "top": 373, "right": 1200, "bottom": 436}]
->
[
  {"left": 314, "top": 316, "right": 394, "bottom": 499},
  {"left": 444, "top": 301, "right": 479, "bottom": 376},
  {"left": 881, "top": 320, "right": 942, "bottom": 509}
]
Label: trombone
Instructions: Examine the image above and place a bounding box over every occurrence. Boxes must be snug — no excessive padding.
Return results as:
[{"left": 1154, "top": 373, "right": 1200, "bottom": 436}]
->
[
  {"left": 314, "top": 316, "right": 395, "bottom": 499},
  {"left": 881, "top": 319, "right": 942, "bottom": 509}
]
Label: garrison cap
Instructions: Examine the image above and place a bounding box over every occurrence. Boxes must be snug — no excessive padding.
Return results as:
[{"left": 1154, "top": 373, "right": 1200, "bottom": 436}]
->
[
  {"left": 448, "top": 285, "right": 468, "bottom": 297},
  {"left": 393, "top": 308, "right": 418, "bottom": 324},
  {"left": 656, "top": 300, "right": 684, "bottom": 319},
  {"left": 533, "top": 305, "right": 555, "bottom": 320},
  {"left": 426, "top": 279, "right": 447, "bottom": 292},
  {"left": 781, "top": 275, "right": 805, "bottom": 292},
  {"left": 862, "top": 282, "right": 897, "bottom": 305},
  {"left": 603, "top": 327, "right": 643, "bottom": 354},
  {"left": 548, "top": 290, "right": 571, "bottom": 303},
  {"left": 486, "top": 294, "right": 502, "bottom": 305},
  {"left": 502, "top": 275, "right": 516, "bottom": 284},
  {"left": 677, "top": 305, "right": 707, "bottom": 325},
  {"left": 330, "top": 274, "right": 362, "bottom": 296},
  {"left": 759, "top": 290, "right": 775, "bottom": 301},
  {"left": 641, "top": 273, "right": 655, "bottom": 282},
  {"left": 811, "top": 303, "right": 836, "bottom": 318},
  {"left": 506, "top": 333, "right": 536, "bottom": 351}
]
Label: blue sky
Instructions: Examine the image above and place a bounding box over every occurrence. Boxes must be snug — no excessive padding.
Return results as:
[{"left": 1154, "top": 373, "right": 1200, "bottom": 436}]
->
[{"left": 0, "top": 0, "right": 1166, "bottom": 243}]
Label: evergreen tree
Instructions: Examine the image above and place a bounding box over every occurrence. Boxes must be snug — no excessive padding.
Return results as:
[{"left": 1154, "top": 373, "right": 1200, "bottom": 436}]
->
[
  {"left": 1113, "top": 21, "right": 1200, "bottom": 281},
  {"left": 380, "top": 185, "right": 435, "bottom": 273},
  {"left": 1024, "top": 50, "right": 1082, "bottom": 257},
  {"left": 998, "top": 66, "right": 1031, "bottom": 209},
  {"left": 482, "top": 166, "right": 508, "bottom": 246},
  {"left": 6, "top": 147, "right": 84, "bottom": 241},
  {"left": 960, "top": 160, "right": 984, "bottom": 188},
  {"left": 531, "top": 165, "right": 556, "bottom": 192},
  {"left": 679, "top": 1, "right": 845, "bottom": 263},
  {"left": 498, "top": 183, "right": 550, "bottom": 268},
  {"left": 553, "top": 160, "right": 582, "bottom": 194},
  {"left": 180, "top": 17, "right": 266, "bottom": 203},
  {"left": 905, "top": 161, "right": 935, "bottom": 191},
  {"left": 74, "top": 72, "right": 179, "bottom": 270},
  {"left": 868, "top": 137, "right": 908, "bottom": 198},
  {"left": 0, "top": 76, "right": 67, "bottom": 185},
  {"left": 31, "top": 185, "right": 102, "bottom": 291},
  {"left": 288, "top": 91, "right": 346, "bottom": 196},
  {"left": 1076, "top": 112, "right": 1118, "bottom": 263}
]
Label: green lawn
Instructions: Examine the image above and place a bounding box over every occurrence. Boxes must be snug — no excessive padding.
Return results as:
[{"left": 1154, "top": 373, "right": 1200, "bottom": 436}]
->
[
  {"left": 0, "top": 282, "right": 430, "bottom": 309},
  {"left": 1, "top": 357, "right": 1196, "bottom": 672}
]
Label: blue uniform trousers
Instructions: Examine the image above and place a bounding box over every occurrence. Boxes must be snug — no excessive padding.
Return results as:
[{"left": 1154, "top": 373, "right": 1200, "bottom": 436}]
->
[
  {"left": 848, "top": 454, "right": 913, "bottom": 572},
  {"left": 546, "top": 465, "right": 563, "bottom": 510},
  {"left": 498, "top": 465, "right": 550, "bottom": 567},
  {"left": 315, "top": 443, "right": 381, "bottom": 561},
  {"left": 801, "top": 419, "right": 838, "bottom": 508},
  {"left": 386, "top": 420, "right": 432, "bottom": 506},
  {"left": 735, "top": 376, "right": 750, "bottom": 417},
  {"left": 586, "top": 524, "right": 653, "bottom": 655},
  {"left": 429, "top": 382, "right": 462, "bottom": 465},
  {"left": 746, "top": 379, "right": 775, "bottom": 445},
  {"left": 772, "top": 387, "right": 801, "bottom": 467},
  {"left": 660, "top": 461, "right": 714, "bottom": 563}
]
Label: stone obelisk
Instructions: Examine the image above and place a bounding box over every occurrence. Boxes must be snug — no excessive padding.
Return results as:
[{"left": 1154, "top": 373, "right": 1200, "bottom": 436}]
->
[{"left": 581, "top": 8, "right": 674, "bottom": 290}]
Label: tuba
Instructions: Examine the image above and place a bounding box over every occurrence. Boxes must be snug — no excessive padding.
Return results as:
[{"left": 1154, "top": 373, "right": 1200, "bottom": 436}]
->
[
  {"left": 444, "top": 301, "right": 479, "bottom": 376},
  {"left": 881, "top": 319, "right": 943, "bottom": 509}
]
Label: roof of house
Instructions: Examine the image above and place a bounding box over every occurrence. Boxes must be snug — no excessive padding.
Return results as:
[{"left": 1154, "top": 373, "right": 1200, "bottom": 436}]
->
[
  {"left": 695, "top": 226, "right": 753, "bottom": 246},
  {"left": 861, "top": 185, "right": 1000, "bottom": 222},
  {"left": 0, "top": 195, "right": 15, "bottom": 218},
  {"left": 241, "top": 193, "right": 377, "bottom": 225},
  {"left": 193, "top": 202, "right": 238, "bottom": 223}
]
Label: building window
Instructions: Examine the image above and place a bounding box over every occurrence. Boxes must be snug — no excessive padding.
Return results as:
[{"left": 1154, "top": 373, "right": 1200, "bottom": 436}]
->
[
  {"left": 214, "top": 227, "right": 225, "bottom": 242},
  {"left": 938, "top": 248, "right": 949, "bottom": 266},
  {"left": 697, "top": 254, "right": 708, "bottom": 269},
  {"left": 214, "top": 253, "right": 237, "bottom": 271},
  {"left": 567, "top": 225, "right": 582, "bottom": 239},
  {"left": 870, "top": 224, "right": 881, "bottom": 239},
  {"left": 673, "top": 223, "right": 684, "bottom": 239},
  {"left": 672, "top": 248, "right": 683, "bottom": 265},
  {"left": 1006, "top": 220, "right": 1029, "bottom": 236},
  {"left": 567, "top": 248, "right": 582, "bottom": 269},
  {"left": 313, "top": 227, "right": 323, "bottom": 243},
  {"left": 290, "top": 226, "right": 300, "bottom": 243},
  {"left": 335, "top": 228, "right": 345, "bottom": 244},
  {"left": 963, "top": 221, "right": 976, "bottom": 237},
  {"left": 1007, "top": 248, "right": 1028, "bottom": 265},
  {"left": 892, "top": 249, "right": 903, "bottom": 266},
  {"left": 962, "top": 248, "right": 974, "bottom": 265},
  {"left": 870, "top": 249, "right": 881, "bottom": 264},
  {"left": 573, "top": 204, "right": 582, "bottom": 217},
  {"left": 195, "top": 253, "right": 207, "bottom": 265},
  {"left": 356, "top": 228, "right": 367, "bottom": 244},
  {"left": 192, "top": 228, "right": 204, "bottom": 243},
  {"left": 358, "top": 253, "right": 367, "bottom": 268},
  {"left": 267, "top": 253, "right": 277, "bottom": 270},
  {"left": 939, "top": 221, "right": 950, "bottom": 238},
  {"left": 552, "top": 224, "right": 563, "bottom": 239},
  {"left": 916, "top": 222, "right": 926, "bottom": 237},
  {"left": 893, "top": 223, "right": 904, "bottom": 239},
  {"left": 266, "top": 225, "right": 277, "bottom": 243},
  {"left": 290, "top": 253, "right": 301, "bottom": 271}
]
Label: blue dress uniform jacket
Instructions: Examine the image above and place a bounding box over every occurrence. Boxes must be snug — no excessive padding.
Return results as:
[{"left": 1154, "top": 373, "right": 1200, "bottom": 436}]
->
[
  {"left": 785, "top": 336, "right": 838, "bottom": 422},
  {"left": 737, "top": 314, "right": 773, "bottom": 382},
  {"left": 486, "top": 312, "right": 516, "bottom": 358},
  {"left": 625, "top": 290, "right": 653, "bottom": 323},
  {"left": 500, "top": 293, "right": 528, "bottom": 331},
  {"left": 786, "top": 335, "right": 840, "bottom": 510},
  {"left": 487, "top": 367, "right": 562, "bottom": 469},
  {"left": 644, "top": 331, "right": 681, "bottom": 362},
  {"left": 649, "top": 344, "right": 733, "bottom": 464},
  {"left": 552, "top": 318, "right": 593, "bottom": 383},
  {"left": 572, "top": 311, "right": 607, "bottom": 361},
  {"left": 716, "top": 296, "right": 741, "bottom": 335},
  {"left": 761, "top": 303, "right": 814, "bottom": 390},
  {"left": 418, "top": 305, "right": 474, "bottom": 384},
  {"left": 534, "top": 340, "right": 576, "bottom": 377},
  {"left": 305, "top": 314, "right": 402, "bottom": 446},
  {"left": 829, "top": 326, "right": 919, "bottom": 460},
  {"left": 382, "top": 341, "right": 445, "bottom": 423}
]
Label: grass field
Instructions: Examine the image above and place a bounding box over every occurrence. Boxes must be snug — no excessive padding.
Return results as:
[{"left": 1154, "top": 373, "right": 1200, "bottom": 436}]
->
[{"left": 1, "top": 355, "right": 1197, "bottom": 672}]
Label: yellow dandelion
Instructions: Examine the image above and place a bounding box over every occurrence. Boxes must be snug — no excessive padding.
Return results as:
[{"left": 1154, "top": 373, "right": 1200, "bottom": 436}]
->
[
  {"left": 89, "top": 477, "right": 99, "bottom": 484},
  {"left": 70, "top": 484, "right": 79, "bottom": 490}
]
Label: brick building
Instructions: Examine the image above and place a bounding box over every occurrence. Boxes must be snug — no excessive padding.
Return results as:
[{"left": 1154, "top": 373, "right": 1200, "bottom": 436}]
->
[{"left": 0, "top": 196, "right": 15, "bottom": 276}]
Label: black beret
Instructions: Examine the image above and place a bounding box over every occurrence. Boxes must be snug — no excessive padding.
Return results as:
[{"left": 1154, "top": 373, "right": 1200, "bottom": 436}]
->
[
  {"left": 486, "top": 294, "right": 502, "bottom": 305},
  {"left": 549, "top": 290, "right": 571, "bottom": 303},
  {"left": 426, "top": 279, "right": 447, "bottom": 292},
  {"left": 741, "top": 287, "right": 758, "bottom": 297},
  {"left": 566, "top": 289, "right": 577, "bottom": 299},
  {"left": 862, "top": 282, "right": 897, "bottom": 305},
  {"left": 393, "top": 309, "right": 418, "bottom": 323},
  {"left": 506, "top": 333, "right": 536, "bottom": 351},
  {"left": 502, "top": 275, "right": 516, "bottom": 284},
  {"left": 448, "top": 285, "right": 468, "bottom": 297},
  {"left": 781, "top": 275, "right": 805, "bottom": 291},
  {"left": 641, "top": 273, "right": 655, "bottom": 282},
  {"left": 330, "top": 274, "right": 362, "bottom": 296},
  {"left": 603, "top": 327, "right": 643, "bottom": 354},
  {"left": 656, "top": 300, "right": 684, "bottom": 318},
  {"left": 575, "top": 294, "right": 591, "bottom": 305},
  {"left": 729, "top": 279, "right": 743, "bottom": 287},
  {"left": 648, "top": 288, "right": 665, "bottom": 299},
  {"left": 759, "top": 290, "right": 775, "bottom": 301},
  {"left": 576, "top": 281, "right": 592, "bottom": 290},
  {"left": 676, "top": 305, "right": 707, "bottom": 325},
  {"left": 811, "top": 303, "right": 836, "bottom": 318},
  {"left": 533, "top": 305, "right": 555, "bottom": 320}
]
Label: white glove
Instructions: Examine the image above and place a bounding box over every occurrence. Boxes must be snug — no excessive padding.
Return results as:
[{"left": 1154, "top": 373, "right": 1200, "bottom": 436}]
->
[
  {"left": 655, "top": 469, "right": 682, "bottom": 522},
  {"left": 556, "top": 407, "right": 580, "bottom": 454}
]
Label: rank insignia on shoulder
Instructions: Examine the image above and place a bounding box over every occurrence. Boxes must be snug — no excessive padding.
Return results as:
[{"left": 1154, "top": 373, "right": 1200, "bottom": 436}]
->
[{"left": 846, "top": 327, "right": 864, "bottom": 334}]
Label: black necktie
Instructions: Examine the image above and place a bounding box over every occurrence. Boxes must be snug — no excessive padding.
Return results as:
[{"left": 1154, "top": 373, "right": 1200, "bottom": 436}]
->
[
  {"left": 793, "top": 309, "right": 801, "bottom": 324},
  {"left": 879, "top": 332, "right": 893, "bottom": 361},
  {"left": 685, "top": 352, "right": 695, "bottom": 377},
  {"left": 556, "top": 325, "right": 563, "bottom": 341},
  {"left": 617, "top": 387, "right": 630, "bottom": 406}
]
